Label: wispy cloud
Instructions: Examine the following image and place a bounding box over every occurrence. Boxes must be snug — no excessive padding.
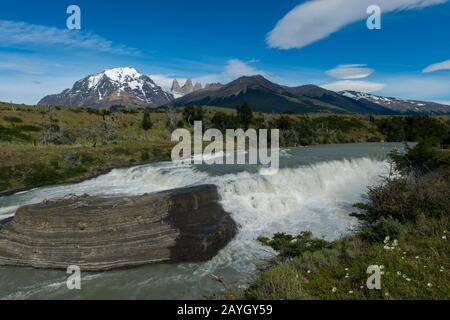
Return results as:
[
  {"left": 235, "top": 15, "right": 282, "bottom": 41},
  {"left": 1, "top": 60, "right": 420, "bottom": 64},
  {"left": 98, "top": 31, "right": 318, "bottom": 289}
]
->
[
  {"left": 223, "top": 59, "right": 265, "bottom": 78},
  {"left": 326, "top": 64, "right": 374, "bottom": 79},
  {"left": 0, "top": 20, "right": 140, "bottom": 55},
  {"left": 194, "top": 59, "right": 267, "bottom": 84},
  {"left": 381, "top": 74, "right": 450, "bottom": 99},
  {"left": 321, "top": 80, "right": 385, "bottom": 92},
  {"left": 322, "top": 63, "right": 383, "bottom": 92},
  {"left": 423, "top": 59, "right": 450, "bottom": 72},
  {"left": 267, "top": 0, "right": 448, "bottom": 49}
]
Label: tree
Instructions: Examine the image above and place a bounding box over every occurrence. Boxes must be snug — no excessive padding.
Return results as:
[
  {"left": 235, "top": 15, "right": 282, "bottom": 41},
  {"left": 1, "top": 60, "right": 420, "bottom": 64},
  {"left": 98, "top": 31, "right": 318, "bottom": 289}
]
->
[
  {"left": 236, "top": 103, "right": 253, "bottom": 129},
  {"left": 182, "top": 106, "right": 205, "bottom": 126},
  {"left": 141, "top": 110, "right": 153, "bottom": 131}
]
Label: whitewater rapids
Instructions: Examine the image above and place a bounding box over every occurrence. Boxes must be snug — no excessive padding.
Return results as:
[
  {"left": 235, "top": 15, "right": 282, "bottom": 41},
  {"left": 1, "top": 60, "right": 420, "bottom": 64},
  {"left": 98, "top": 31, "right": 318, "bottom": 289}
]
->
[{"left": 0, "top": 143, "right": 400, "bottom": 299}]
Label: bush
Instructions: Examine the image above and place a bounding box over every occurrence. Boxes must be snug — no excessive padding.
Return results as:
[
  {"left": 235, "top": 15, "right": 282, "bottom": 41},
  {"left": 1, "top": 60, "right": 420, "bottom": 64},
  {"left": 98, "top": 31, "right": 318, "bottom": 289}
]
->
[
  {"left": 0, "top": 167, "right": 12, "bottom": 190},
  {"left": 23, "top": 164, "right": 63, "bottom": 188},
  {"left": 182, "top": 106, "right": 205, "bottom": 124},
  {"left": 257, "top": 231, "right": 330, "bottom": 259},
  {"left": 3, "top": 116, "right": 23, "bottom": 123},
  {"left": 211, "top": 112, "right": 237, "bottom": 131},
  {"left": 140, "top": 151, "right": 150, "bottom": 162},
  {"left": 390, "top": 140, "right": 446, "bottom": 175},
  {"left": 360, "top": 217, "right": 404, "bottom": 242}
]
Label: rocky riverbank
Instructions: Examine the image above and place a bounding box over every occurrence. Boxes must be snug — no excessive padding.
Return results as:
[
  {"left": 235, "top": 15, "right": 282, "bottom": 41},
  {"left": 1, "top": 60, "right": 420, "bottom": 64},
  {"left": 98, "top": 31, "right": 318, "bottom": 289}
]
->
[{"left": 0, "top": 185, "right": 237, "bottom": 271}]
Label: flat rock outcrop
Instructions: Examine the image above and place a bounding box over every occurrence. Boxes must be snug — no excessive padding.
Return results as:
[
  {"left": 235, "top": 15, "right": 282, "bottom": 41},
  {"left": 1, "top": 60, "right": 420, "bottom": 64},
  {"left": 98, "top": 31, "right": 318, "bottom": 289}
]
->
[{"left": 0, "top": 185, "right": 236, "bottom": 271}]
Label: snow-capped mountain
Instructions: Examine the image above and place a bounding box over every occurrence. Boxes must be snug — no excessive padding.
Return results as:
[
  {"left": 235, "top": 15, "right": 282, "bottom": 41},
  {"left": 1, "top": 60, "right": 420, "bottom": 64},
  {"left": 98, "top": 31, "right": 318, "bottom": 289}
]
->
[
  {"left": 340, "top": 91, "right": 450, "bottom": 115},
  {"left": 39, "top": 67, "right": 174, "bottom": 109}
]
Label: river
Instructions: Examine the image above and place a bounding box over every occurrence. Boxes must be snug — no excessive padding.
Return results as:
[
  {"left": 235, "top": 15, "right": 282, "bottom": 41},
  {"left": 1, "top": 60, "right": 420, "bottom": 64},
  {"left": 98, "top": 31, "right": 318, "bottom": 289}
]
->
[{"left": 0, "top": 142, "right": 406, "bottom": 299}]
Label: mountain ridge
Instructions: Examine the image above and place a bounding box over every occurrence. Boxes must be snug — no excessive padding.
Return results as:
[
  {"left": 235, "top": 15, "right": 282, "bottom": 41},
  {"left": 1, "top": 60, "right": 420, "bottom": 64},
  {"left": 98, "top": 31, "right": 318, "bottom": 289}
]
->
[
  {"left": 173, "top": 75, "right": 450, "bottom": 115},
  {"left": 38, "top": 69, "right": 450, "bottom": 114}
]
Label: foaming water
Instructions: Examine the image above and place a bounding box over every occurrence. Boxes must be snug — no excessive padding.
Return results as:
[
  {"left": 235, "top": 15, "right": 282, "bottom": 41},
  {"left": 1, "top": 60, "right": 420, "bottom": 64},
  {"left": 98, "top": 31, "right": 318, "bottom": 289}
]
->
[{"left": 0, "top": 143, "right": 402, "bottom": 299}]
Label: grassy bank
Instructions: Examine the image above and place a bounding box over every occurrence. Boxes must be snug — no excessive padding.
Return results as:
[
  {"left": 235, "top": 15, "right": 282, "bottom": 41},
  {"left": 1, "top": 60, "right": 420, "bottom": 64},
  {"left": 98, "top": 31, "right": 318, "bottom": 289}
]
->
[
  {"left": 0, "top": 103, "right": 175, "bottom": 193},
  {"left": 243, "top": 143, "right": 450, "bottom": 300},
  {"left": 1, "top": 102, "right": 449, "bottom": 193}
]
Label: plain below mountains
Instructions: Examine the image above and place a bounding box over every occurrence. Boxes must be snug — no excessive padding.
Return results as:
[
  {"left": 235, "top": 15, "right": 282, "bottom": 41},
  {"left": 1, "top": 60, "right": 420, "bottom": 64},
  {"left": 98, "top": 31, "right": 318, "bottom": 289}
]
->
[{"left": 39, "top": 68, "right": 450, "bottom": 115}]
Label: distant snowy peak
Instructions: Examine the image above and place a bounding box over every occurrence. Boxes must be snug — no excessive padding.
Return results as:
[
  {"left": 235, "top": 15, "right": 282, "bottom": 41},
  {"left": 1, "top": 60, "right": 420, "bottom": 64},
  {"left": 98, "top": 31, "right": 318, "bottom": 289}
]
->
[
  {"left": 340, "top": 90, "right": 450, "bottom": 115},
  {"left": 87, "top": 67, "right": 155, "bottom": 90},
  {"left": 39, "top": 67, "right": 174, "bottom": 109}
]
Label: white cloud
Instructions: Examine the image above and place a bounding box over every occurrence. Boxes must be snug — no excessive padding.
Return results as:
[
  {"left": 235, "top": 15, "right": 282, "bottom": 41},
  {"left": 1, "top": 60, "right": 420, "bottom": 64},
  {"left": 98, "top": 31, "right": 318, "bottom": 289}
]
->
[
  {"left": 223, "top": 59, "right": 265, "bottom": 78},
  {"left": 321, "top": 80, "right": 385, "bottom": 92},
  {"left": 194, "top": 59, "right": 267, "bottom": 84},
  {"left": 267, "top": 0, "right": 448, "bottom": 49},
  {"left": 423, "top": 59, "right": 450, "bottom": 72},
  {"left": 0, "top": 20, "right": 139, "bottom": 55},
  {"left": 326, "top": 64, "right": 374, "bottom": 79}
]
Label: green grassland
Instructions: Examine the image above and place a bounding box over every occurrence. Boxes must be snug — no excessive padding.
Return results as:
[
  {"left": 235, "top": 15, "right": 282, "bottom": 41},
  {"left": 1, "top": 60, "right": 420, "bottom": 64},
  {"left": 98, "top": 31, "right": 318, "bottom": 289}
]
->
[
  {"left": 1, "top": 102, "right": 449, "bottom": 193},
  {"left": 0, "top": 102, "right": 175, "bottom": 192}
]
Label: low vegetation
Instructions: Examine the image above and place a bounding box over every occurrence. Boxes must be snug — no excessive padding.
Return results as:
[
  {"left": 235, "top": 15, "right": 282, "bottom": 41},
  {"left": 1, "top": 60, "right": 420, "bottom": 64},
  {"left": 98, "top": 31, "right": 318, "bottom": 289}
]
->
[
  {"left": 243, "top": 142, "right": 450, "bottom": 300},
  {"left": 0, "top": 101, "right": 449, "bottom": 194}
]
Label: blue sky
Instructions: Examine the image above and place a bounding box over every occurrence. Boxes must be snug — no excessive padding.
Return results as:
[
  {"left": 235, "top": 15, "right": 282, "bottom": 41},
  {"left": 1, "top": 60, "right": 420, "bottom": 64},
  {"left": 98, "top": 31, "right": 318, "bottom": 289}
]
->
[{"left": 1, "top": 0, "right": 450, "bottom": 104}]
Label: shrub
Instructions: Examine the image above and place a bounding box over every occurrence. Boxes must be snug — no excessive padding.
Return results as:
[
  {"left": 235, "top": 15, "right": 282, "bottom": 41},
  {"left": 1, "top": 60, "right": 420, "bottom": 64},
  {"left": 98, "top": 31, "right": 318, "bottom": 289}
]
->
[
  {"left": 360, "top": 217, "right": 404, "bottom": 242},
  {"left": 390, "top": 140, "right": 446, "bottom": 175},
  {"left": 211, "top": 112, "right": 236, "bottom": 131},
  {"left": 23, "top": 164, "right": 63, "bottom": 188},
  {"left": 182, "top": 106, "right": 205, "bottom": 124},
  {"left": 140, "top": 151, "right": 150, "bottom": 162},
  {"left": 3, "top": 116, "right": 23, "bottom": 123},
  {"left": 257, "top": 231, "right": 330, "bottom": 259}
]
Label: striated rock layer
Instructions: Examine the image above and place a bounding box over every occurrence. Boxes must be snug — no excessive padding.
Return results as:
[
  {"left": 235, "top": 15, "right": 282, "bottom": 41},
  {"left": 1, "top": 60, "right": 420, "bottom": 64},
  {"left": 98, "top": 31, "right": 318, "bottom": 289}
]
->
[{"left": 0, "top": 185, "right": 236, "bottom": 271}]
